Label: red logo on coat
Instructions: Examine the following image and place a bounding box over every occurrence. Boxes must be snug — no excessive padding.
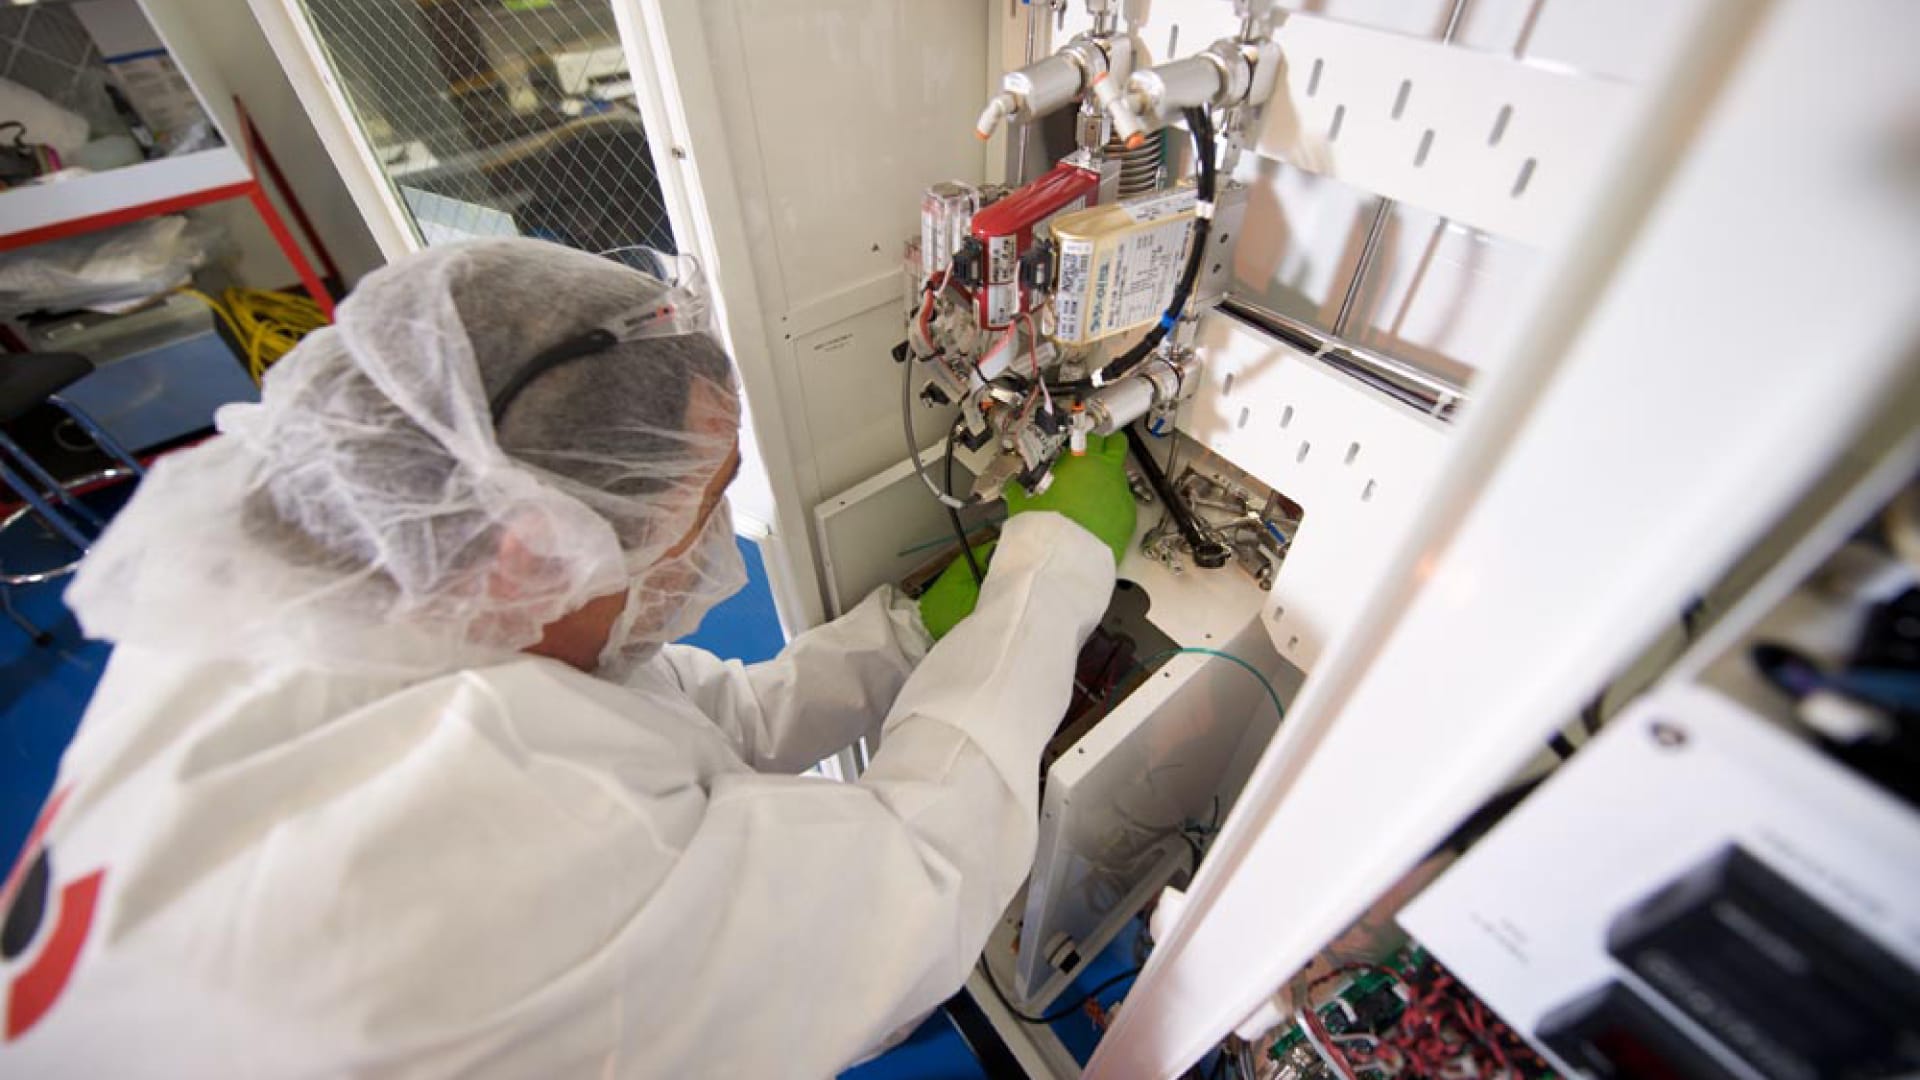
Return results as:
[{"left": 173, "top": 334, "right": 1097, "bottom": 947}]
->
[{"left": 1, "top": 789, "right": 105, "bottom": 1041}]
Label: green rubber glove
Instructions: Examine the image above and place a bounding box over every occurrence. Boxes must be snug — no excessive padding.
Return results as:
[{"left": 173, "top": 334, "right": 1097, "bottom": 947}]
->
[
  {"left": 1003, "top": 431, "right": 1137, "bottom": 565},
  {"left": 918, "top": 541, "right": 994, "bottom": 641},
  {"left": 916, "top": 432, "right": 1137, "bottom": 641}
]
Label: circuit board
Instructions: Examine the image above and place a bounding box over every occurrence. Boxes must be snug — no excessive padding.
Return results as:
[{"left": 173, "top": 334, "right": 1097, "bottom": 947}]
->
[{"left": 1264, "top": 947, "right": 1556, "bottom": 1080}]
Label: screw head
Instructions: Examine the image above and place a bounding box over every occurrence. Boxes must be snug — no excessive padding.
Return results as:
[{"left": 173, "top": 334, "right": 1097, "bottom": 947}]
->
[{"left": 1650, "top": 719, "right": 1688, "bottom": 749}]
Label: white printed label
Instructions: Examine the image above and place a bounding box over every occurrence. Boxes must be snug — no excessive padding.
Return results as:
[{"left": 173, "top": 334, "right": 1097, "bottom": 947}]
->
[
  {"left": 1124, "top": 186, "right": 1197, "bottom": 223},
  {"left": 985, "top": 281, "right": 1019, "bottom": 328},
  {"left": 1054, "top": 238, "right": 1095, "bottom": 342},
  {"left": 1082, "top": 218, "right": 1193, "bottom": 341},
  {"left": 987, "top": 234, "right": 1019, "bottom": 283}
]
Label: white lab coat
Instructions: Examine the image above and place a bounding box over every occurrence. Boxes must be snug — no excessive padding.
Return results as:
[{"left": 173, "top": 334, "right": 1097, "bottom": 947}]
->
[{"left": 0, "top": 512, "right": 1113, "bottom": 1077}]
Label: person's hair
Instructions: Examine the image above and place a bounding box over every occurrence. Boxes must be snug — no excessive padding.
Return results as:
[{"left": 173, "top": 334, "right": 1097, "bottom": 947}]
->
[
  {"left": 240, "top": 240, "right": 738, "bottom": 594},
  {"left": 490, "top": 329, "right": 735, "bottom": 501},
  {"left": 66, "top": 238, "right": 745, "bottom": 671}
]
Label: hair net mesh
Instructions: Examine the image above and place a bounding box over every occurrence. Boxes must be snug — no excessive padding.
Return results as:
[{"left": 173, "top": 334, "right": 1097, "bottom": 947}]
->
[{"left": 67, "top": 238, "right": 745, "bottom": 676}]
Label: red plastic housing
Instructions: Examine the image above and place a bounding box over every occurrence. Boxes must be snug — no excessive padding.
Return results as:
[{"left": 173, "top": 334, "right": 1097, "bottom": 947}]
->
[{"left": 969, "top": 161, "right": 1100, "bottom": 329}]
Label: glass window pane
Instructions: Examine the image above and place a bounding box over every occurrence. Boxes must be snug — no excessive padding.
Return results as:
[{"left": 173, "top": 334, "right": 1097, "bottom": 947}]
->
[{"left": 295, "top": 0, "right": 675, "bottom": 256}]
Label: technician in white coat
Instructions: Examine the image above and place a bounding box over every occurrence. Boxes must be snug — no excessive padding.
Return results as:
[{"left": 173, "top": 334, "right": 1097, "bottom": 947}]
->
[{"left": 0, "top": 239, "right": 1135, "bottom": 1076}]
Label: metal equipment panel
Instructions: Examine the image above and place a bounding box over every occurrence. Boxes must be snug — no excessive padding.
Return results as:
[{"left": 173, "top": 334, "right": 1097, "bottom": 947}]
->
[
  {"left": 1013, "top": 603, "right": 1298, "bottom": 1007},
  {"left": 707, "top": 0, "right": 988, "bottom": 315},
  {"left": 1087, "top": 2, "right": 1920, "bottom": 1072},
  {"left": 1401, "top": 684, "right": 1920, "bottom": 1077},
  {"left": 1179, "top": 313, "right": 1452, "bottom": 667},
  {"left": 789, "top": 299, "right": 961, "bottom": 502},
  {"left": 1256, "top": 13, "right": 1634, "bottom": 247},
  {"left": 813, "top": 448, "right": 989, "bottom": 619}
]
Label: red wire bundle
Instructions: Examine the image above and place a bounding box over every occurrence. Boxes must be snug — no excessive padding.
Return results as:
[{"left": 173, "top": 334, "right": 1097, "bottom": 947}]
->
[
  {"left": 1388, "top": 961, "right": 1545, "bottom": 1079},
  {"left": 1300, "top": 958, "right": 1545, "bottom": 1080}
]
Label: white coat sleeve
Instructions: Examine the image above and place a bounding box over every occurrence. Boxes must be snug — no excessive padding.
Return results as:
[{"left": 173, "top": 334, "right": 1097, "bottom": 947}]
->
[
  {"left": 646, "top": 511, "right": 1115, "bottom": 1075},
  {"left": 652, "top": 584, "right": 932, "bottom": 773}
]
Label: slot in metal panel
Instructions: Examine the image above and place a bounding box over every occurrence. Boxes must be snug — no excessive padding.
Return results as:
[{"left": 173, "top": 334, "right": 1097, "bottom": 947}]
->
[
  {"left": 1181, "top": 312, "right": 1452, "bottom": 667},
  {"left": 1258, "top": 13, "right": 1634, "bottom": 247}
]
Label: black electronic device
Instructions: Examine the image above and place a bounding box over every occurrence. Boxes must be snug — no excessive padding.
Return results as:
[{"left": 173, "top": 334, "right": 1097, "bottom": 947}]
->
[
  {"left": 1603, "top": 844, "right": 1920, "bottom": 1080},
  {"left": 1538, "top": 981, "right": 1740, "bottom": 1080}
]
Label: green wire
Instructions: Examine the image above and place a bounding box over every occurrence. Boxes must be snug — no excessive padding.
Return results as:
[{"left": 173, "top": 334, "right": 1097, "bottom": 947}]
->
[
  {"left": 1133, "top": 646, "right": 1287, "bottom": 724},
  {"left": 895, "top": 514, "right": 1008, "bottom": 560}
]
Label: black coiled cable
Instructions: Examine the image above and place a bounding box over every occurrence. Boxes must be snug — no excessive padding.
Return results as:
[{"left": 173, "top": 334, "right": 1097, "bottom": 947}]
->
[
  {"left": 945, "top": 422, "right": 985, "bottom": 585},
  {"left": 1051, "top": 106, "right": 1218, "bottom": 396}
]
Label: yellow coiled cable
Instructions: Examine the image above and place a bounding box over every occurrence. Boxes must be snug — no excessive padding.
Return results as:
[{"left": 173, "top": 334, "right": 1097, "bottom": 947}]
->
[{"left": 178, "top": 286, "right": 329, "bottom": 384}]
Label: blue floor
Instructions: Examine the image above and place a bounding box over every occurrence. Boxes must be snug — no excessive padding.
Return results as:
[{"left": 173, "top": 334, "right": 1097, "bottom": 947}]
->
[
  {"left": 845, "top": 1013, "right": 990, "bottom": 1080},
  {"left": 844, "top": 914, "right": 1152, "bottom": 1076},
  {"left": 1, "top": 499, "right": 1129, "bottom": 1076},
  {"left": 677, "top": 536, "right": 786, "bottom": 664},
  {"left": 0, "top": 481, "right": 126, "bottom": 876},
  {"left": 0, "top": 586, "right": 107, "bottom": 875},
  {"left": 839, "top": 921, "right": 1146, "bottom": 1080}
]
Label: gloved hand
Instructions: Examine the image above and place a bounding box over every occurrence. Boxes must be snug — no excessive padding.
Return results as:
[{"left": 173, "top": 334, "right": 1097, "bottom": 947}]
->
[
  {"left": 916, "top": 433, "right": 1137, "bottom": 641},
  {"left": 917, "top": 540, "right": 993, "bottom": 641},
  {"left": 1004, "top": 432, "right": 1137, "bottom": 565}
]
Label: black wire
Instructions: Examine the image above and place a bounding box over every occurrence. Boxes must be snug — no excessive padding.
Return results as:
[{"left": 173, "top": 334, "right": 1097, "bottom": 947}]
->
[
  {"left": 490, "top": 328, "right": 618, "bottom": 424},
  {"left": 944, "top": 423, "right": 985, "bottom": 585},
  {"left": 1051, "top": 107, "right": 1218, "bottom": 396},
  {"left": 1182, "top": 832, "right": 1205, "bottom": 875},
  {"left": 1436, "top": 776, "right": 1546, "bottom": 856},
  {"left": 1680, "top": 596, "right": 1707, "bottom": 640},
  {"left": 0, "top": 586, "right": 52, "bottom": 646},
  {"left": 978, "top": 960, "right": 1143, "bottom": 1025},
  {"left": 1571, "top": 603, "right": 1696, "bottom": 741},
  {"left": 1490, "top": 601, "right": 1717, "bottom": 832},
  {"left": 1125, "top": 423, "right": 1229, "bottom": 567},
  {"left": 1579, "top": 693, "right": 1605, "bottom": 735},
  {"left": 1546, "top": 731, "right": 1578, "bottom": 760}
]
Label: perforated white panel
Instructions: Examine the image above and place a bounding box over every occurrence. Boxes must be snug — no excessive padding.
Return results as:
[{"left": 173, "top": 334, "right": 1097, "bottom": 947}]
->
[
  {"left": 1258, "top": 14, "right": 1634, "bottom": 247},
  {"left": 1182, "top": 311, "right": 1451, "bottom": 667}
]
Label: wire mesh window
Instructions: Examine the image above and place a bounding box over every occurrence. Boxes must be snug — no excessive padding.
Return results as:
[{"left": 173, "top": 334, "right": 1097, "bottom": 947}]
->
[
  {"left": 295, "top": 0, "right": 675, "bottom": 256},
  {"left": 1, "top": 4, "right": 216, "bottom": 166},
  {"left": 0, "top": 6, "right": 120, "bottom": 137}
]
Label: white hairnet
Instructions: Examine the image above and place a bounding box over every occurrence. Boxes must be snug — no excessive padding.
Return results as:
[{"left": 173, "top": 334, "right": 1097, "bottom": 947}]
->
[{"left": 68, "top": 238, "right": 747, "bottom": 676}]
